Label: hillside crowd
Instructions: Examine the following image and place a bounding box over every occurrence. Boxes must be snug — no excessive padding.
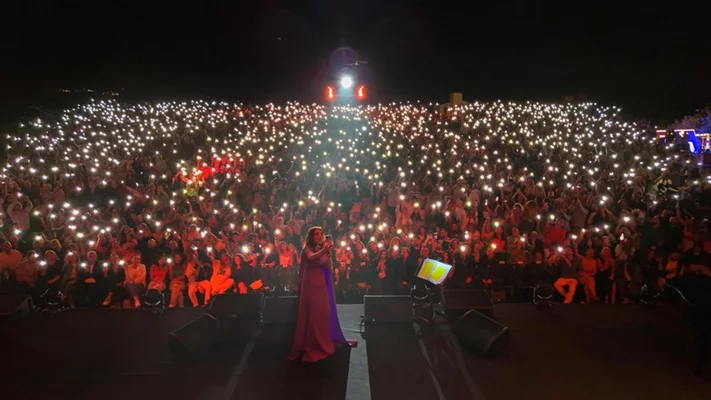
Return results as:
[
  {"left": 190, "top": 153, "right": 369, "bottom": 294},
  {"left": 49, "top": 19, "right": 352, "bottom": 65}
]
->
[{"left": 0, "top": 99, "right": 709, "bottom": 309}]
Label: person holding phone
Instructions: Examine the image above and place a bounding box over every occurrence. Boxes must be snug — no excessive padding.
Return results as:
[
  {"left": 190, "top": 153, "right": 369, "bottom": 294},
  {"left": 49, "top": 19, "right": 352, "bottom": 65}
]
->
[{"left": 288, "top": 227, "right": 350, "bottom": 362}]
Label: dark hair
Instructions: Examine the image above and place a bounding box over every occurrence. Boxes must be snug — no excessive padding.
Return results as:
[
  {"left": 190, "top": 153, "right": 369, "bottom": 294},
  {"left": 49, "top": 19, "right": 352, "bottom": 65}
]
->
[
  {"left": 304, "top": 226, "right": 323, "bottom": 251},
  {"left": 233, "top": 253, "right": 247, "bottom": 265}
]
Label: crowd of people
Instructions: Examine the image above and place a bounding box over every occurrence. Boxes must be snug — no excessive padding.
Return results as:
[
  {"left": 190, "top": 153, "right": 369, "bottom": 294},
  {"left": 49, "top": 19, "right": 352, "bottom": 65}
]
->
[{"left": 0, "top": 99, "right": 709, "bottom": 309}]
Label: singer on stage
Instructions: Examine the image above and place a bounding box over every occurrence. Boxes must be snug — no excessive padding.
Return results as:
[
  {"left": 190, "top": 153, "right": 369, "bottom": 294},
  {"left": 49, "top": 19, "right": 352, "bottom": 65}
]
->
[{"left": 288, "top": 227, "right": 348, "bottom": 362}]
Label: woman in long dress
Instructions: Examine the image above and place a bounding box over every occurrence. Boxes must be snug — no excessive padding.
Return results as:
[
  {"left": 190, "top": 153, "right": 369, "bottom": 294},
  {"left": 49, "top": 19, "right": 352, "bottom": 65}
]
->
[{"left": 288, "top": 226, "right": 348, "bottom": 362}]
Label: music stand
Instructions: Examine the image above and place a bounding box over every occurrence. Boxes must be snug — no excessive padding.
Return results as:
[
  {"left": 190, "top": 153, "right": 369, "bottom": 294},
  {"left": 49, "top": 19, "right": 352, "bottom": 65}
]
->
[
  {"left": 415, "top": 258, "right": 453, "bottom": 285},
  {"left": 412, "top": 258, "right": 453, "bottom": 332}
]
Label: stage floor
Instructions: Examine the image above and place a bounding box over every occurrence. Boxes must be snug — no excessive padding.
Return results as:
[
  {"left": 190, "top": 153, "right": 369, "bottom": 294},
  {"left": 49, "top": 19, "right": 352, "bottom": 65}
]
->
[{"left": 1, "top": 304, "right": 709, "bottom": 400}]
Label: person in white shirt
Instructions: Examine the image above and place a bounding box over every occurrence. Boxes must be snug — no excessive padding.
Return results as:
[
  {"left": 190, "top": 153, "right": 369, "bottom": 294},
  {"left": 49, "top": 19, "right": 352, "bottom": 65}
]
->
[
  {"left": 7, "top": 197, "right": 32, "bottom": 231},
  {"left": 124, "top": 255, "right": 147, "bottom": 308}
]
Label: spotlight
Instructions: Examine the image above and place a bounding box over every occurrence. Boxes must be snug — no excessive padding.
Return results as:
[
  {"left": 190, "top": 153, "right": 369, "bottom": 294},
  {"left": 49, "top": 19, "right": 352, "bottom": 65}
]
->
[{"left": 340, "top": 75, "right": 353, "bottom": 89}]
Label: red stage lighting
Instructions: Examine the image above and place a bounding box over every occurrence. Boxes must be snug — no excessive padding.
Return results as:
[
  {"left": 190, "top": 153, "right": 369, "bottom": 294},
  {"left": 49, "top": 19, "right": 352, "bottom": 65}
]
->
[
  {"left": 356, "top": 85, "right": 367, "bottom": 100},
  {"left": 326, "top": 85, "right": 336, "bottom": 101}
]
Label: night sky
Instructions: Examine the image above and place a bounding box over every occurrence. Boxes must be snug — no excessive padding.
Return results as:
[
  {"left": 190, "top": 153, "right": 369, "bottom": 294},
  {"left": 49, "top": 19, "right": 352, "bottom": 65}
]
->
[{"left": 1, "top": 1, "right": 709, "bottom": 122}]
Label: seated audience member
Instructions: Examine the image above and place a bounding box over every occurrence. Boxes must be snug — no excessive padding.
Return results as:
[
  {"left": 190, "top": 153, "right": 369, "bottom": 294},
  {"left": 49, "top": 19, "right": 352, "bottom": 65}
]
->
[
  {"left": 37, "top": 250, "right": 63, "bottom": 302},
  {"left": 168, "top": 253, "right": 186, "bottom": 308},
  {"left": 148, "top": 257, "right": 169, "bottom": 292},
  {"left": 186, "top": 254, "right": 211, "bottom": 306},
  {"left": 371, "top": 249, "right": 391, "bottom": 295},
  {"left": 596, "top": 247, "right": 615, "bottom": 304},
  {"left": 0, "top": 240, "right": 22, "bottom": 279},
  {"left": 680, "top": 242, "right": 711, "bottom": 278},
  {"left": 277, "top": 242, "right": 298, "bottom": 291},
  {"left": 231, "top": 253, "right": 254, "bottom": 294},
  {"left": 577, "top": 246, "right": 599, "bottom": 303},
  {"left": 168, "top": 254, "right": 187, "bottom": 308},
  {"left": 124, "top": 254, "right": 147, "bottom": 308},
  {"left": 613, "top": 240, "right": 633, "bottom": 303},
  {"left": 658, "top": 250, "right": 681, "bottom": 289},
  {"left": 103, "top": 253, "right": 127, "bottom": 307},
  {"left": 188, "top": 263, "right": 215, "bottom": 305},
  {"left": 78, "top": 251, "right": 105, "bottom": 307},
  {"left": 525, "top": 252, "right": 547, "bottom": 285},
  {"left": 61, "top": 251, "right": 80, "bottom": 308},
  {"left": 204, "top": 251, "right": 233, "bottom": 299},
  {"left": 390, "top": 244, "right": 410, "bottom": 284},
  {"left": 15, "top": 251, "right": 39, "bottom": 295},
  {"left": 257, "top": 245, "right": 278, "bottom": 290},
  {"left": 552, "top": 247, "right": 578, "bottom": 304}
]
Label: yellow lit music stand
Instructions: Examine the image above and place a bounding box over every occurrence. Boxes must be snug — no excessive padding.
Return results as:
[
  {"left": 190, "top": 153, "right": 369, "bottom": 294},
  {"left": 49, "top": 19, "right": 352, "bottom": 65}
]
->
[{"left": 416, "top": 258, "right": 453, "bottom": 285}]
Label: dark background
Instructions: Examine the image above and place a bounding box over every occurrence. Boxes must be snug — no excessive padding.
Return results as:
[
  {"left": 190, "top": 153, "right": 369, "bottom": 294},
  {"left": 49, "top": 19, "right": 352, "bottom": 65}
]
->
[{"left": 1, "top": 0, "right": 709, "bottom": 123}]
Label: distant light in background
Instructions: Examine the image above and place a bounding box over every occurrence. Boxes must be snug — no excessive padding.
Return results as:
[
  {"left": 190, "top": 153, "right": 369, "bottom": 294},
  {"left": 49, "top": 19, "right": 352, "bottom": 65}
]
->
[
  {"left": 325, "top": 85, "right": 336, "bottom": 101},
  {"left": 356, "top": 85, "right": 367, "bottom": 100}
]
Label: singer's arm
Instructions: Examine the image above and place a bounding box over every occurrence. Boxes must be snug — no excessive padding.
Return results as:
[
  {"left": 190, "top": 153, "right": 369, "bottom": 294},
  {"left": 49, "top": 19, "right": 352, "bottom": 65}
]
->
[{"left": 303, "top": 246, "right": 328, "bottom": 261}]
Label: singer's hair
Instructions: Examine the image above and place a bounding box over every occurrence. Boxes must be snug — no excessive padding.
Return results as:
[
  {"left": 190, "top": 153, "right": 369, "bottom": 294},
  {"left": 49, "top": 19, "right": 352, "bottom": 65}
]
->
[{"left": 304, "top": 226, "right": 324, "bottom": 251}]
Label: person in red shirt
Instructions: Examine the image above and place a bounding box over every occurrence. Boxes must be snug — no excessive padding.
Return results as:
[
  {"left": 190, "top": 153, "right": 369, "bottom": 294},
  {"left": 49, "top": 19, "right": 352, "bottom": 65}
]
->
[
  {"left": 544, "top": 218, "right": 567, "bottom": 249},
  {"left": 147, "top": 257, "right": 168, "bottom": 292},
  {"left": 491, "top": 227, "right": 506, "bottom": 252},
  {"left": 208, "top": 253, "right": 234, "bottom": 296},
  {"left": 0, "top": 241, "right": 23, "bottom": 272},
  {"left": 200, "top": 162, "right": 212, "bottom": 181}
]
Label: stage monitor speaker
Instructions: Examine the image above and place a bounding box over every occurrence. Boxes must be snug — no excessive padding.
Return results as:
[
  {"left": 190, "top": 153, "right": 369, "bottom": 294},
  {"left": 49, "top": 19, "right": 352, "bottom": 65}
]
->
[
  {"left": 443, "top": 289, "right": 494, "bottom": 318},
  {"left": 364, "top": 295, "right": 412, "bottom": 324},
  {"left": 452, "top": 309, "right": 510, "bottom": 356},
  {"left": 168, "top": 313, "right": 221, "bottom": 359},
  {"left": 208, "top": 293, "right": 263, "bottom": 320},
  {"left": 263, "top": 296, "right": 298, "bottom": 324},
  {"left": 0, "top": 294, "right": 33, "bottom": 317}
]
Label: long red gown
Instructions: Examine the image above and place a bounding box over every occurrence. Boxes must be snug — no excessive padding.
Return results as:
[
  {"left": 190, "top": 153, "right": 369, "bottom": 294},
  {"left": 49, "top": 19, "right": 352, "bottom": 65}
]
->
[{"left": 288, "top": 246, "right": 347, "bottom": 362}]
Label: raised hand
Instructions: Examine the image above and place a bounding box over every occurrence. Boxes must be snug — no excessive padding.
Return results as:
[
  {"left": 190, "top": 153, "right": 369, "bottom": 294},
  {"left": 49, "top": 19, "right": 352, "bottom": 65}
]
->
[{"left": 323, "top": 240, "right": 334, "bottom": 252}]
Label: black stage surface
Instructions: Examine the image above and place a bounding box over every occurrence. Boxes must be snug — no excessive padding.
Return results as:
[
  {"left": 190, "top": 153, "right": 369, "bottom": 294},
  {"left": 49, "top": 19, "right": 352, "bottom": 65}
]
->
[{"left": 2, "top": 304, "right": 710, "bottom": 400}]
